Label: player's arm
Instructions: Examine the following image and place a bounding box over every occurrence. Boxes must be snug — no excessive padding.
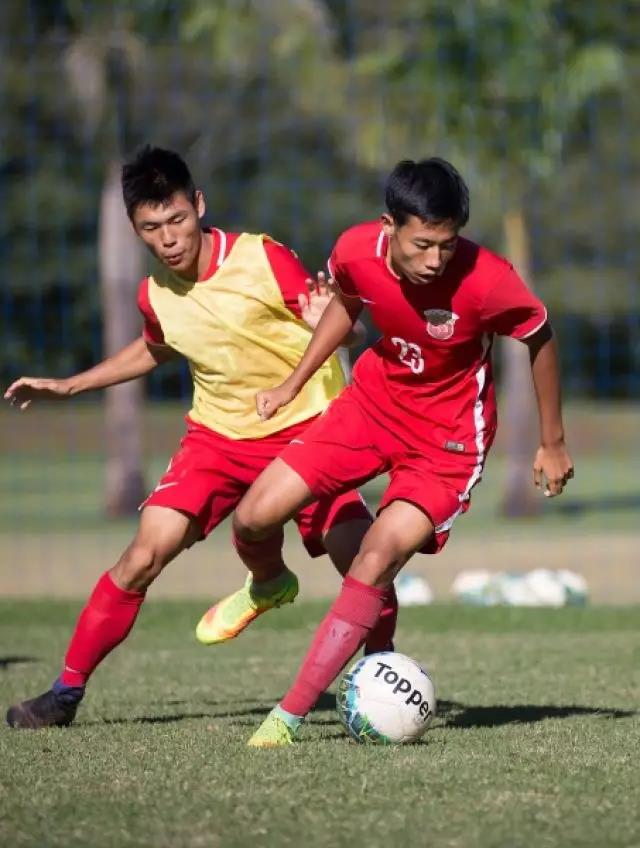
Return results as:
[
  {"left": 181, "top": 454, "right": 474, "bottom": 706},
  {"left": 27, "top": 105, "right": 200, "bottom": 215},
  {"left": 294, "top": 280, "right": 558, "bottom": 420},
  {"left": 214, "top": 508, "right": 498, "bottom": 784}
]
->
[
  {"left": 257, "top": 289, "right": 363, "bottom": 421},
  {"left": 4, "top": 337, "right": 173, "bottom": 410},
  {"left": 483, "top": 266, "right": 574, "bottom": 497},
  {"left": 521, "top": 323, "right": 574, "bottom": 497}
]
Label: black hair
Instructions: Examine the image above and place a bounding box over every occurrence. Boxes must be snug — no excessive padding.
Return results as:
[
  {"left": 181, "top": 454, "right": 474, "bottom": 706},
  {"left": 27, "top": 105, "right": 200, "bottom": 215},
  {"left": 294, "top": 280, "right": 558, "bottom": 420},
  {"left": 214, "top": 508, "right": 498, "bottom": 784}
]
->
[
  {"left": 121, "top": 145, "right": 197, "bottom": 219},
  {"left": 385, "top": 158, "right": 469, "bottom": 228}
]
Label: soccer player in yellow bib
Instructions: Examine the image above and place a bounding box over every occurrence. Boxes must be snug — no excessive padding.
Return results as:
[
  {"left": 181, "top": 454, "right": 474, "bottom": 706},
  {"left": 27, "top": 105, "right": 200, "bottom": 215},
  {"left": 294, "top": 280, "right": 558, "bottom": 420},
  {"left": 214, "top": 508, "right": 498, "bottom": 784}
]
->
[{"left": 5, "top": 147, "right": 397, "bottom": 729}]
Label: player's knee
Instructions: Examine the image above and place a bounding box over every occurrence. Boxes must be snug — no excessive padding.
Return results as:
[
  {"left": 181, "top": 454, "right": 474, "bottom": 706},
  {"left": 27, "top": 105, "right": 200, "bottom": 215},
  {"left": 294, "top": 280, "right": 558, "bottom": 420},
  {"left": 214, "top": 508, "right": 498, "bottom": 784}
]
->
[
  {"left": 112, "top": 542, "right": 165, "bottom": 591},
  {"left": 351, "top": 546, "right": 403, "bottom": 587},
  {"left": 233, "top": 496, "right": 275, "bottom": 542}
]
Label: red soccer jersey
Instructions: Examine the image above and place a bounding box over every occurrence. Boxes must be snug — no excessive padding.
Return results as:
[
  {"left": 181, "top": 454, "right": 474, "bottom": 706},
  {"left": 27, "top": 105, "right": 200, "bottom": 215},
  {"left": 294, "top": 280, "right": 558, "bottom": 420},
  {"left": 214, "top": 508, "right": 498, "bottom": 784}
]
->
[
  {"left": 137, "top": 227, "right": 309, "bottom": 344},
  {"left": 328, "top": 221, "right": 547, "bottom": 457}
]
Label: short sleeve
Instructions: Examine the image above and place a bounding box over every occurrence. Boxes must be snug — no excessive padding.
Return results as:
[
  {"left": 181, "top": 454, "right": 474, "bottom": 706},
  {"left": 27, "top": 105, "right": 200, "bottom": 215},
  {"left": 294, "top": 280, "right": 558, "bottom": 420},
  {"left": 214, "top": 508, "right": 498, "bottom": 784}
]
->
[
  {"left": 264, "top": 240, "right": 311, "bottom": 319},
  {"left": 481, "top": 267, "right": 548, "bottom": 339},
  {"left": 136, "top": 278, "right": 166, "bottom": 345},
  {"left": 327, "top": 245, "right": 358, "bottom": 298}
]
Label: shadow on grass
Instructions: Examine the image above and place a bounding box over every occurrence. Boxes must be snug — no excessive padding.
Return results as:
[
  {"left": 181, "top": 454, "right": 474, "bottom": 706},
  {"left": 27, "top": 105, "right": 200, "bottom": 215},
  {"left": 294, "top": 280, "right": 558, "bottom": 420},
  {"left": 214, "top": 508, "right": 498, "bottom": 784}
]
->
[
  {"left": 313, "top": 693, "right": 636, "bottom": 726},
  {"left": 85, "top": 692, "right": 338, "bottom": 727},
  {"left": 0, "top": 656, "right": 38, "bottom": 670},
  {"left": 437, "top": 699, "right": 636, "bottom": 728},
  {"left": 81, "top": 692, "right": 635, "bottom": 729},
  {"left": 83, "top": 703, "right": 274, "bottom": 727}
]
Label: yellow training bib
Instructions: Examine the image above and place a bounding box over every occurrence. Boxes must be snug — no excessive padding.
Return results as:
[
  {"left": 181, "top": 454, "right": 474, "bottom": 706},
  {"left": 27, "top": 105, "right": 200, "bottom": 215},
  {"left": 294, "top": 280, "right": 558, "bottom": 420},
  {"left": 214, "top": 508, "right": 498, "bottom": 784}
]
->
[{"left": 147, "top": 233, "right": 345, "bottom": 438}]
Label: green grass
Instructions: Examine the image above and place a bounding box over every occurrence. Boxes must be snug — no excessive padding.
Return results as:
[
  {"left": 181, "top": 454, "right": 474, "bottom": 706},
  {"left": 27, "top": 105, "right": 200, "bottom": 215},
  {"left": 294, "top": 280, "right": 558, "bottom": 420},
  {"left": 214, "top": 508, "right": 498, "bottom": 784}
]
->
[{"left": 2, "top": 601, "right": 639, "bottom": 848}]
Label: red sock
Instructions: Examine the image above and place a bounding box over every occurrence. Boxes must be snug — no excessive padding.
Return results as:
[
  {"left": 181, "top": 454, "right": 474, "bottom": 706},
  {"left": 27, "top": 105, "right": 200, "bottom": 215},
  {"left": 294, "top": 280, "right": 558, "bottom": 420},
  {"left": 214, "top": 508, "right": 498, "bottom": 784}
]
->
[
  {"left": 281, "top": 575, "right": 386, "bottom": 717},
  {"left": 232, "top": 528, "right": 286, "bottom": 581},
  {"left": 364, "top": 585, "right": 398, "bottom": 653},
  {"left": 59, "top": 572, "right": 145, "bottom": 687}
]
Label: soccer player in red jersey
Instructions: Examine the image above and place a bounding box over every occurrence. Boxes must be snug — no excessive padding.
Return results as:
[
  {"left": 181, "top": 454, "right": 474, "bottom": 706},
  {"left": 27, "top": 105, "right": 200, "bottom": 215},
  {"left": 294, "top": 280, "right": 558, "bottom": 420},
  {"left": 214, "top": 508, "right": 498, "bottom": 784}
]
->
[
  {"left": 4, "top": 147, "right": 398, "bottom": 729},
  {"left": 214, "top": 157, "right": 575, "bottom": 746}
]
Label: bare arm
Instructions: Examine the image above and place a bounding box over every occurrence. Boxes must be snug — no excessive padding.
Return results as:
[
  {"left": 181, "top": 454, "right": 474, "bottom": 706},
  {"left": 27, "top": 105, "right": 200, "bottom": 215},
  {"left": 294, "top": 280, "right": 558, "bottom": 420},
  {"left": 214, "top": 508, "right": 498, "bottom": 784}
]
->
[
  {"left": 522, "top": 323, "right": 574, "bottom": 496},
  {"left": 4, "top": 337, "right": 173, "bottom": 410},
  {"left": 258, "top": 291, "right": 363, "bottom": 420}
]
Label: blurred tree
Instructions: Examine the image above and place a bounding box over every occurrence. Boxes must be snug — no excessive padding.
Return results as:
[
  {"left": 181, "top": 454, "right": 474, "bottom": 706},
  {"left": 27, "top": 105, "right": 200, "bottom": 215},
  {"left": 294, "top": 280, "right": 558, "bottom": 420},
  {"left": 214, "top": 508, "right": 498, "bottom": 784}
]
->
[
  {"left": 60, "top": 3, "right": 159, "bottom": 515},
  {"left": 57, "top": 0, "right": 354, "bottom": 513},
  {"left": 2, "top": 0, "right": 183, "bottom": 514}
]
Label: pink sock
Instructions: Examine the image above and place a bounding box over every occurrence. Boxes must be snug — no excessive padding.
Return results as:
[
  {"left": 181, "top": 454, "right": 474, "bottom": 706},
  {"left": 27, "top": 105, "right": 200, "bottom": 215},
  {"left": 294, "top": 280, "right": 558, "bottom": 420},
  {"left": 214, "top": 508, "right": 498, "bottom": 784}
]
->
[
  {"left": 60, "top": 572, "right": 145, "bottom": 687},
  {"left": 364, "top": 585, "right": 398, "bottom": 653},
  {"left": 281, "top": 575, "right": 386, "bottom": 717}
]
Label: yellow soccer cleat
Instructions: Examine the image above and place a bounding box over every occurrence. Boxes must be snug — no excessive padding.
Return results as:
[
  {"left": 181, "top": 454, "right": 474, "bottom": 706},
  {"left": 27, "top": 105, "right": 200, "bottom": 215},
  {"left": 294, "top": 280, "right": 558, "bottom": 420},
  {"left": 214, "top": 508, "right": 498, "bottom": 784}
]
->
[
  {"left": 247, "top": 710, "right": 298, "bottom": 748},
  {"left": 195, "top": 569, "right": 299, "bottom": 645}
]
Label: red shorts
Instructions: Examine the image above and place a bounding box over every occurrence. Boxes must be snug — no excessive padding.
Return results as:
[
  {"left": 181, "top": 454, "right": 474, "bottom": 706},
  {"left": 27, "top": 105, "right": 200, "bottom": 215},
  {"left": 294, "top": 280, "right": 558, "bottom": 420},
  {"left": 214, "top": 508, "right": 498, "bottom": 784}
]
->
[
  {"left": 278, "top": 386, "right": 492, "bottom": 554},
  {"left": 142, "top": 416, "right": 371, "bottom": 557}
]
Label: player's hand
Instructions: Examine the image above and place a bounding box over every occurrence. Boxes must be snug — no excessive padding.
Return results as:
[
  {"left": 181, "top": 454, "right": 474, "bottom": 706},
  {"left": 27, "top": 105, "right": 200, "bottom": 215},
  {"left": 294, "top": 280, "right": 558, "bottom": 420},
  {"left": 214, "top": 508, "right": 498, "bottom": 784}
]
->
[
  {"left": 4, "top": 377, "right": 73, "bottom": 410},
  {"left": 256, "top": 382, "right": 298, "bottom": 421},
  {"left": 298, "top": 272, "right": 336, "bottom": 331},
  {"left": 533, "top": 442, "right": 574, "bottom": 497}
]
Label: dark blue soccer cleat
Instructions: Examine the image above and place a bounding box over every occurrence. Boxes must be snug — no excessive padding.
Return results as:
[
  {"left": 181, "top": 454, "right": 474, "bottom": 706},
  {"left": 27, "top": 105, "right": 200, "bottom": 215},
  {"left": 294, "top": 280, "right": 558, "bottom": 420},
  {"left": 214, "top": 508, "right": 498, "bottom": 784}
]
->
[{"left": 6, "top": 682, "right": 84, "bottom": 729}]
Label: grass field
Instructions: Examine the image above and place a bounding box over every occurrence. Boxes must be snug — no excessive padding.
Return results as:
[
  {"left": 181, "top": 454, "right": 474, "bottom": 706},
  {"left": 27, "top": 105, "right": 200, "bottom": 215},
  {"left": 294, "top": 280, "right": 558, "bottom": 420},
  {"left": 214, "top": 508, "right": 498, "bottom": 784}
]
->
[{"left": 2, "top": 600, "right": 639, "bottom": 848}]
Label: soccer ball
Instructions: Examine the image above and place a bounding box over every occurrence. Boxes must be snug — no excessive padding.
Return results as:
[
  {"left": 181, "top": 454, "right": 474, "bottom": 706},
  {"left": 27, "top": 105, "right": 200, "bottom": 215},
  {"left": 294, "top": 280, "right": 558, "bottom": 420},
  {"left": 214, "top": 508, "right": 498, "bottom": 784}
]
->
[{"left": 337, "top": 652, "right": 436, "bottom": 744}]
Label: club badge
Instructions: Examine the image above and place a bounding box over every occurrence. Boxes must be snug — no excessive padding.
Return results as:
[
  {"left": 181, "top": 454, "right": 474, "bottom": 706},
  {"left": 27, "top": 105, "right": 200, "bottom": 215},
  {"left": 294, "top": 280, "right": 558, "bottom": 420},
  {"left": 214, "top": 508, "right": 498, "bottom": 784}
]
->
[{"left": 424, "top": 309, "right": 459, "bottom": 340}]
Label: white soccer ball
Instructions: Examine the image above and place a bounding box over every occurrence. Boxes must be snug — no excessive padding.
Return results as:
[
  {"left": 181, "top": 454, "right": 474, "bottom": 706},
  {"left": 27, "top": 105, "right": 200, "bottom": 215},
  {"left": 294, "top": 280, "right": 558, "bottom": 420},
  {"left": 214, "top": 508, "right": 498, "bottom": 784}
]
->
[{"left": 337, "top": 652, "right": 436, "bottom": 744}]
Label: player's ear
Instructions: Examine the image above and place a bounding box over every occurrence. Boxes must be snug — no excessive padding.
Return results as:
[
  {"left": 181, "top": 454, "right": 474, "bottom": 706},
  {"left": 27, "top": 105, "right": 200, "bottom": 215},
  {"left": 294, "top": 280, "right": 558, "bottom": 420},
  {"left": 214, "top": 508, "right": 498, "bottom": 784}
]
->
[
  {"left": 381, "top": 213, "right": 395, "bottom": 238},
  {"left": 194, "top": 190, "right": 206, "bottom": 220}
]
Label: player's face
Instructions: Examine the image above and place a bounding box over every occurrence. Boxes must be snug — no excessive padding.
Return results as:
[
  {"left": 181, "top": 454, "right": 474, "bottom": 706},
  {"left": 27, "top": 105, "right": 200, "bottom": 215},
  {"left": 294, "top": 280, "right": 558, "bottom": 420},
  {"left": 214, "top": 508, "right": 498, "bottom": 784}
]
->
[
  {"left": 382, "top": 214, "right": 459, "bottom": 286},
  {"left": 132, "top": 191, "right": 206, "bottom": 279}
]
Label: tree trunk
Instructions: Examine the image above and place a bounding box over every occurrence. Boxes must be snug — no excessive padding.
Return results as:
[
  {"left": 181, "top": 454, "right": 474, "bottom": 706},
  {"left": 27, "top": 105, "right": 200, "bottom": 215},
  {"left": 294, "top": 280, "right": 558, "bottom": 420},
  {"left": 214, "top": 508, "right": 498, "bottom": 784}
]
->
[
  {"left": 499, "top": 208, "right": 541, "bottom": 517},
  {"left": 99, "top": 159, "right": 146, "bottom": 516}
]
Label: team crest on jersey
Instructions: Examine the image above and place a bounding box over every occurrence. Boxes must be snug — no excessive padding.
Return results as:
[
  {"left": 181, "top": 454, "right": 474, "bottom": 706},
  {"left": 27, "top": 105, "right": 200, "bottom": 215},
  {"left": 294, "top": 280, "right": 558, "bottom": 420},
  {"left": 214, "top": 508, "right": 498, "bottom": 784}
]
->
[{"left": 424, "top": 309, "right": 459, "bottom": 340}]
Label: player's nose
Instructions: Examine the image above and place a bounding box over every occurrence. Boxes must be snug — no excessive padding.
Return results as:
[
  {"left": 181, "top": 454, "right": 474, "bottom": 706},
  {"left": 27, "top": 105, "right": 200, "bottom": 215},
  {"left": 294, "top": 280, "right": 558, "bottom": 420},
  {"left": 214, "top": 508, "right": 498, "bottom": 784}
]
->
[
  {"left": 160, "top": 226, "right": 176, "bottom": 246},
  {"left": 425, "top": 247, "right": 442, "bottom": 270}
]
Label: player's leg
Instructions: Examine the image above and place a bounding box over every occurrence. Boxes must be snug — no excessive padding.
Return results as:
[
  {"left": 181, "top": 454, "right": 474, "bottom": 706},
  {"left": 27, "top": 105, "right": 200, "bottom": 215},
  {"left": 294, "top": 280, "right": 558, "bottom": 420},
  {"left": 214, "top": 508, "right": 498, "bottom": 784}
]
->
[
  {"left": 6, "top": 506, "right": 201, "bottom": 729},
  {"left": 201, "top": 391, "right": 390, "bottom": 646},
  {"left": 234, "top": 386, "right": 384, "bottom": 559},
  {"left": 248, "top": 500, "right": 433, "bottom": 746},
  {"left": 297, "top": 492, "right": 398, "bottom": 654},
  {"left": 251, "top": 453, "right": 480, "bottom": 745},
  {"left": 195, "top": 458, "right": 314, "bottom": 644}
]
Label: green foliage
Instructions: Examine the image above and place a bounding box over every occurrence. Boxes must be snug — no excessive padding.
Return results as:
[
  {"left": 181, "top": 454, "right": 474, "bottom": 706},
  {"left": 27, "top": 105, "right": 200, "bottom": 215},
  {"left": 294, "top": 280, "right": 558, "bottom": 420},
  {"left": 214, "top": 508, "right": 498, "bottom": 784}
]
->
[{"left": 1, "top": 0, "right": 639, "bottom": 389}]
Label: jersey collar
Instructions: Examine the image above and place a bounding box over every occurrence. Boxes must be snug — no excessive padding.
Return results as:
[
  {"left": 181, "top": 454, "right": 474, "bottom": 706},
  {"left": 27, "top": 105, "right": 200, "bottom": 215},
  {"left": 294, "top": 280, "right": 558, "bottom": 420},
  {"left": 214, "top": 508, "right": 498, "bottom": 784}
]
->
[{"left": 375, "top": 228, "right": 402, "bottom": 281}]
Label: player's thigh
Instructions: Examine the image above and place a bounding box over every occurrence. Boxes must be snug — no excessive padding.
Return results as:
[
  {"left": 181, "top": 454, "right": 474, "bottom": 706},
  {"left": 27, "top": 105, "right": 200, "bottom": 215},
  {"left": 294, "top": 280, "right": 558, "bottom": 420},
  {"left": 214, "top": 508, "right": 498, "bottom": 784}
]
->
[
  {"left": 278, "top": 389, "right": 387, "bottom": 501},
  {"left": 349, "top": 501, "right": 435, "bottom": 587},
  {"left": 295, "top": 490, "right": 373, "bottom": 572},
  {"left": 111, "top": 506, "right": 202, "bottom": 588},
  {"left": 143, "top": 425, "right": 250, "bottom": 542},
  {"left": 135, "top": 505, "right": 202, "bottom": 559},
  {"left": 382, "top": 454, "right": 474, "bottom": 554},
  {"left": 235, "top": 457, "right": 316, "bottom": 533},
  {"left": 323, "top": 518, "right": 373, "bottom": 575}
]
